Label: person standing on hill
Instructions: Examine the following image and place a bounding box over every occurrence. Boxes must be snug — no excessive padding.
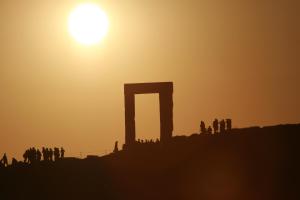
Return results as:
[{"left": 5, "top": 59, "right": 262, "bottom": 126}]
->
[
  {"left": 207, "top": 126, "right": 212, "bottom": 134},
  {"left": 226, "top": 119, "right": 232, "bottom": 131},
  {"left": 200, "top": 121, "right": 206, "bottom": 134},
  {"left": 36, "top": 149, "right": 42, "bottom": 162},
  {"left": 23, "top": 150, "right": 29, "bottom": 163},
  {"left": 1, "top": 153, "right": 8, "bottom": 167},
  {"left": 220, "top": 119, "right": 226, "bottom": 133},
  {"left": 213, "top": 119, "right": 219, "bottom": 134},
  {"left": 113, "top": 141, "right": 119, "bottom": 153},
  {"left": 42, "top": 147, "right": 46, "bottom": 161},
  {"left": 54, "top": 148, "right": 60, "bottom": 161},
  {"left": 60, "top": 147, "right": 65, "bottom": 159},
  {"left": 49, "top": 148, "right": 53, "bottom": 161}
]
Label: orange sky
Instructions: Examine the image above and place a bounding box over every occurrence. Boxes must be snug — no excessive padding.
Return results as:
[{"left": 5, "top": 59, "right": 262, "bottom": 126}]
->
[{"left": 0, "top": 0, "right": 299, "bottom": 159}]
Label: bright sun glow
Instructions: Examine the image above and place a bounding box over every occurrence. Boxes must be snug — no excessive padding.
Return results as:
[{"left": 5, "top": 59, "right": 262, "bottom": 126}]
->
[{"left": 68, "top": 3, "right": 109, "bottom": 45}]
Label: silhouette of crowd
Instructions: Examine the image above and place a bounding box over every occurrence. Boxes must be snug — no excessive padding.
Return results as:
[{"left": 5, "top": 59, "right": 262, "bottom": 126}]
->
[
  {"left": 0, "top": 147, "right": 66, "bottom": 168},
  {"left": 2, "top": 119, "right": 233, "bottom": 168},
  {"left": 200, "top": 118, "right": 232, "bottom": 134},
  {"left": 23, "top": 147, "right": 65, "bottom": 164},
  {"left": 136, "top": 138, "right": 159, "bottom": 145}
]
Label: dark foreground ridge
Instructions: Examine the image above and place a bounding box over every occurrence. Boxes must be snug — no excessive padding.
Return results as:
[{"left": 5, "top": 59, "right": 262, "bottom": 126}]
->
[{"left": 1, "top": 124, "right": 299, "bottom": 200}]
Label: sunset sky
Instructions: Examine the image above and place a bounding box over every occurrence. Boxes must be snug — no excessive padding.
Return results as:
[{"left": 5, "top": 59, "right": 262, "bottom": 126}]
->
[{"left": 0, "top": 0, "right": 299, "bottom": 159}]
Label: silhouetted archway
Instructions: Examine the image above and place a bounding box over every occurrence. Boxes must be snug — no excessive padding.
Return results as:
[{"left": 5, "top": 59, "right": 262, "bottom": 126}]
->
[{"left": 124, "top": 82, "right": 173, "bottom": 148}]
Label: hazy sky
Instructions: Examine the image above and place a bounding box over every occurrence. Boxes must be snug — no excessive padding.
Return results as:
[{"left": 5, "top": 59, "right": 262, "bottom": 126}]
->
[{"left": 0, "top": 0, "right": 299, "bottom": 159}]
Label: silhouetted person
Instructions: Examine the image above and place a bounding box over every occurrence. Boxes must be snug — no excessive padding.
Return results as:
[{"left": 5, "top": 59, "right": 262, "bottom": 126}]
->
[
  {"left": 49, "top": 148, "right": 53, "bottom": 161},
  {"left": 23, "top": 150, "right": 29, "bottom": 163},
  {"left": 46, "top": 148, "right": 51, "bottom": 161},
  {"left": 29, "top": 147, "right": 37, "bottom": 164},
  {"left": 207, "top": 126, "right": 212, "bottom": 134},
  {"left": 1, "top": 153, "right": 8, "bottom": 167},
  {"left": 41, "top": 147, "right": 46, "bottom": 160},
  {"left": 11, "top": 158, "right": 18, "bottom": 167},
  {"left": 113, "top": 141, "right": 119, "bottom": 153},
  {"left": 200, "top": 121, "right": 206, "bottom": 134},
  {"left": 213, "top": 119, "right": 219, "bottom": 133},
  {"left": 226, "top": 118, "right": 232, "bottom": 131},
  {"left": 220, "top": 119, "right": 226, "bottom": 133},
  {"left": 42, "top": 147, "right": 48, "bottom": 161},
  {"left": 60, "top": 147, "right": 65, "bottom": 159},
  {"left": 36, "top": 149, "right": 42, "bottom": 162},
  {"left": 27, "top": 148, "right": 33, "bottom": 164},
  {"left": 54, "top": 147, "right": 60, "bottom": 161}
]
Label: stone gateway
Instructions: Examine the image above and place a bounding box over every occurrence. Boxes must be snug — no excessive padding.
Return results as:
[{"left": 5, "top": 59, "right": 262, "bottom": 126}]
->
[{"left": 124, "top": 82, "right": 173, "bottom": 148}]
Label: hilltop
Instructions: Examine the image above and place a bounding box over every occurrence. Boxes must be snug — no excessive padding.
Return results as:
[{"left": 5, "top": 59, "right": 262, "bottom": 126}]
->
[{"left": 0, "top": 124, "right": 299, "bottom": 200}]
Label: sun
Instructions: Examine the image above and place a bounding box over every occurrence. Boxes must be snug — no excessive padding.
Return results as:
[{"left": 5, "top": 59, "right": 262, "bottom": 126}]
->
[{"left": 68, "top": 3, "right": 109, "bottom": 46}]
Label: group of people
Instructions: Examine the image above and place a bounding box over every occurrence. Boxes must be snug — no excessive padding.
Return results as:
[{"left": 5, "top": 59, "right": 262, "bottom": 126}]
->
[
  {"left": 120, "top": 139, "right": 162, "bottom": 150},
  {"left": 200, "top": 119, "right": 232, "bottom": 134},
  {"left": 2, "top": 119, "right": 234, "bottom": 166},
  {"left": 136, "top": 139, "right": 160, "bottom": 144},
  {"left": 1, "top": 147, "right": 66, "bottom": 167},
  {"left": 23, "top": 147, "right": 65, "bottom": 164}
]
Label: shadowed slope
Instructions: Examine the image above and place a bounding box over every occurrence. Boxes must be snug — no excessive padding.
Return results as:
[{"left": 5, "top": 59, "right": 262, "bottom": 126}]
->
[{"left": 0, "top": 124, "right": 299, "bottom": 200}]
